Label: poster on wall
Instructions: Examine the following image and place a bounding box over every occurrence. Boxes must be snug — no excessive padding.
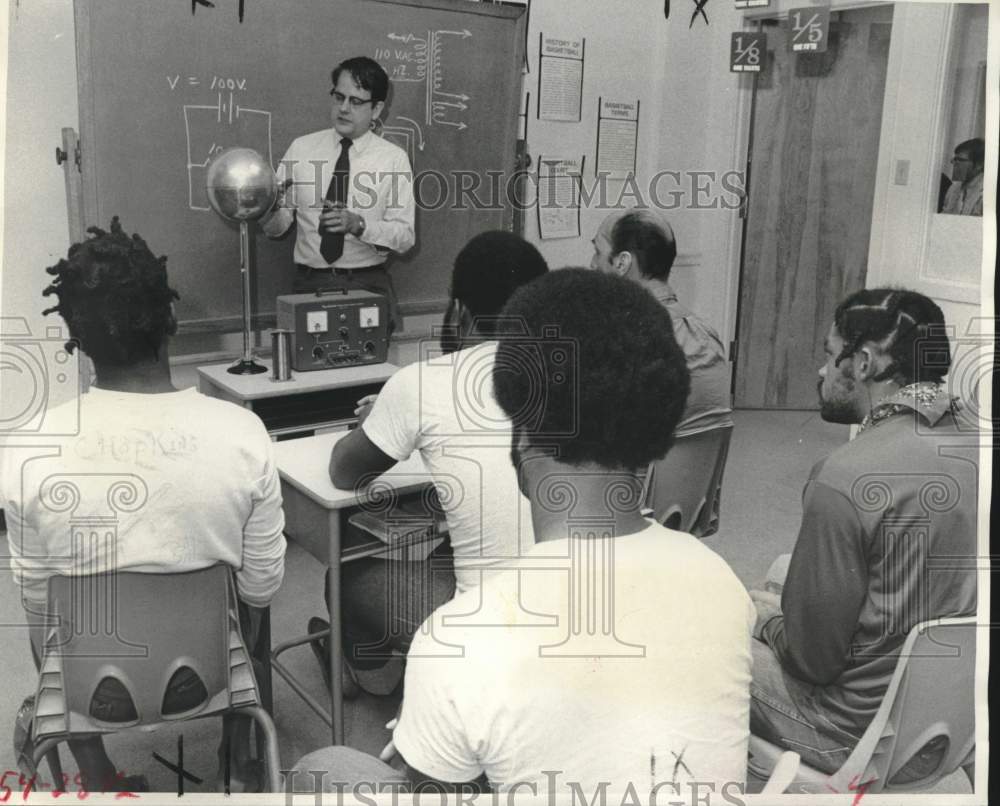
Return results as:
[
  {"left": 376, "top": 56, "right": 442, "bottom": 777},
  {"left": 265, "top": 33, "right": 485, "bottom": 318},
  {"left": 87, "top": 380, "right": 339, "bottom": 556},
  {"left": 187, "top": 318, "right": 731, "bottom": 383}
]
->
[
  {"left": 538, "top": 34, "right": 585, "bottom": 122},
  {"left": 788, "top": 6, "right": 830, "bottom": 52},
  {"left": 536, "top": 155, "right": 584, "bottom": 239},
  {"left": 730, "top": 31, "right": 766, "bottom": 72},
  {"left": 596, "top": 98, "right": 639, "bottom": 179}
]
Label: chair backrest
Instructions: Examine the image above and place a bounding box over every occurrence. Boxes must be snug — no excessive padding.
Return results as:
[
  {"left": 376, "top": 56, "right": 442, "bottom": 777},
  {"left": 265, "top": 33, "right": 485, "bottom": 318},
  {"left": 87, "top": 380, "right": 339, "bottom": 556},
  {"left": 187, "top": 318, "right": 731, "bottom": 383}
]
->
[
  {"left": 641, "top": 424, "right": 733, "bottom": 537},
  {"left": 830, "top": 616, "right": 977, "bottom": 793},
  {"left": 32, "top": 565, "right": 261, "bottom": 741}
]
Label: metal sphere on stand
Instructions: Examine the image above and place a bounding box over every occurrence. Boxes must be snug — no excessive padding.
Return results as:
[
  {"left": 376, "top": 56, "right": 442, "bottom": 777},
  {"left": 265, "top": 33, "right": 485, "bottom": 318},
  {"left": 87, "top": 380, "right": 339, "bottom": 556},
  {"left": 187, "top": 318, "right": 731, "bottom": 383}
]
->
[
  {"left": 206, "top": 147, "right": 278, "bottom": 221},
  {"left": 205, "top": 148, "right": 278, "bottom": 375}
]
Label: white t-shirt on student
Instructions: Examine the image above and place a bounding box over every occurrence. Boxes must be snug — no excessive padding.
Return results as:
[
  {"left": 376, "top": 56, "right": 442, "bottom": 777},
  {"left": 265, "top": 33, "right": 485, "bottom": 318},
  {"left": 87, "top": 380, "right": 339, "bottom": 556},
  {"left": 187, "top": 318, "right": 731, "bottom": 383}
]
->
[
  {"left": 2, "top": 387, "right": 286, "bottom": 609},
  {"left": 362, "top": 342, "right": 533, "bottom": 593},
  {"left": 394, "top": 522, "right": 754, "bottom": 793}
]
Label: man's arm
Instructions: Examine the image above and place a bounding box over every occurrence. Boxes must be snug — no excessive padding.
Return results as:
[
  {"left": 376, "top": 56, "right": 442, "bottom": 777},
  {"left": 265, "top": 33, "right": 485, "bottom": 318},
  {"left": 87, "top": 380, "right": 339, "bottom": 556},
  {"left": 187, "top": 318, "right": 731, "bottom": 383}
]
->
[
  {"left": 375, "top": 720, "right": 485, "bottom": 794},
  {"left": 329, "top": 427, "right": 397, "bottom": 490},
  {"left": 391, "top": 628, "right": 487, "bottom": 787},
  {"left": 330, "top": 371, "right": 421, "bottom": 489},
  {"left": 400, "top": 762, "right": 486, "bottom": 794},
  {"left": 260, "top": 148, "right": 296, "bottom": 239},
  {"left": 3, "top": 493, "right": 49, "bottom": 611},
  {"left": 237, "top": 439, "right": 287, "bottom": 607},
  {"left": 359, "top": 149, "right": 415, "bottom": 254},
  {"left": 759, "top": 480, "right": 868, "bottom": 685}
]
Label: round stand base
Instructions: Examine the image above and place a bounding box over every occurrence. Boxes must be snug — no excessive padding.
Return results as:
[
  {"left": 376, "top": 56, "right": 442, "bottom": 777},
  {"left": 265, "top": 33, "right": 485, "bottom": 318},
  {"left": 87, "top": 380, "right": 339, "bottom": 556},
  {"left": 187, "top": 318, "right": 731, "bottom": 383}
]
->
[{"left": 228, "top": 358, "right": 268, "bottom": 375}]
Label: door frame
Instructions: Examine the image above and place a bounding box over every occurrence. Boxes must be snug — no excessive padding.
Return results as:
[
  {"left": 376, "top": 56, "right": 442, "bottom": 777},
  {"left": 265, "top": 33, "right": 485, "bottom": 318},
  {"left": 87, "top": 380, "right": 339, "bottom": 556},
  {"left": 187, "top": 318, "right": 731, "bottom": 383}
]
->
[{"left": 722, "top": 1, "right": 896, "bottom": 399}]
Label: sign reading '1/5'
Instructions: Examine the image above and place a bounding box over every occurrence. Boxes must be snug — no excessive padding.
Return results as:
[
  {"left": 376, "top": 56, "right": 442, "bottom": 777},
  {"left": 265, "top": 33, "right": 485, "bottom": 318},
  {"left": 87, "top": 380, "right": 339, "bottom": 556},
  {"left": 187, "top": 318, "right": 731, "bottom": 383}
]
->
[
  {"left": 730, "top": 32, "right": 766, "bottom": 72},
  {"left": 789, "top": 6, "right": 830, "bottom": 52}
]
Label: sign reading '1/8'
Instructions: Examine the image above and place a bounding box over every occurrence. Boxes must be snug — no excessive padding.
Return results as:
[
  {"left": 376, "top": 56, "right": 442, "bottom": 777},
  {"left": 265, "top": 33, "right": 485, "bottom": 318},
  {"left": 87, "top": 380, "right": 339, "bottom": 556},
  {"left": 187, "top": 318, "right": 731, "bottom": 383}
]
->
[
  {"left": 730, "top": 32, "right": 766, "bottom": 72},
  {"left": 789, "top": 6, "right": 830, "bottom": 52}
]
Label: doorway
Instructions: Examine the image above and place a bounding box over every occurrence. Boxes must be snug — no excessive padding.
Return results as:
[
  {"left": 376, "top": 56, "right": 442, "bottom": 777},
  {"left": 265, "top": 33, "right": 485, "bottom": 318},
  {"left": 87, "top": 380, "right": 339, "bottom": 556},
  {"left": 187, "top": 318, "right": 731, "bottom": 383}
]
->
[{"left": 733, "top": 6, "right": 894, "bottom": 409}]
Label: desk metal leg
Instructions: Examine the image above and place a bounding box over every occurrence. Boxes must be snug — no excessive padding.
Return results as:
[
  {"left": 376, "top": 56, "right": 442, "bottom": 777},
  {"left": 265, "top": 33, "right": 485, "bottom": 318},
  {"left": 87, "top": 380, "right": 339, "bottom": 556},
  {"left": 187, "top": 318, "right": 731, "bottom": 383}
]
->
[{"left": 328, "top": 509, "right": 345, "bottom": 745}]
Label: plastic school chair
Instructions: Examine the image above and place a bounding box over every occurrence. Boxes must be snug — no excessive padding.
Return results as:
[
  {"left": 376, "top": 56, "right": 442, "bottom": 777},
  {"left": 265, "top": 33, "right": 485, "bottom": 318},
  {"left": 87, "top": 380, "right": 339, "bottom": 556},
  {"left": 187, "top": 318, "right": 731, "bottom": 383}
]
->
[
  {"left": 26, "top": 565, "right": 282, "bottom": 792},
  {"left": 748, "top": 616, "right": 977, "bottom": 794},
  {"left": 641, "top": 423, "right": 734, "bottom": 537}
]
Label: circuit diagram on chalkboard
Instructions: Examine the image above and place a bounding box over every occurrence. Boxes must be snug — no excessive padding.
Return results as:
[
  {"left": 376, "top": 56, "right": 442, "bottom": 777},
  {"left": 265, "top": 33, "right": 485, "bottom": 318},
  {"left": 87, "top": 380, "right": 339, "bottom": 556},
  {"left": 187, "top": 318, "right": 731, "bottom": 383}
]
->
[
  {"left": 168, "top": 73, "right": 274, "bottom": 211},
  {"left": 376, "top": 28, "right": 472, "bottom": 161}
]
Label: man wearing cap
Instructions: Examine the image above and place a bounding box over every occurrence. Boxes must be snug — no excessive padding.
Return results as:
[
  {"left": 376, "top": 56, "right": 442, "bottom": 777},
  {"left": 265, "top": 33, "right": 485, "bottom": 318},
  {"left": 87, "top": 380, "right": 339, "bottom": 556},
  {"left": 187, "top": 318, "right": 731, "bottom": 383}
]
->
[
  {"left": 590, "top": 208, "right": 733, "bottom": 436},
  {"left": 262, "top": 56, "right": 414, "bottom": 328}
]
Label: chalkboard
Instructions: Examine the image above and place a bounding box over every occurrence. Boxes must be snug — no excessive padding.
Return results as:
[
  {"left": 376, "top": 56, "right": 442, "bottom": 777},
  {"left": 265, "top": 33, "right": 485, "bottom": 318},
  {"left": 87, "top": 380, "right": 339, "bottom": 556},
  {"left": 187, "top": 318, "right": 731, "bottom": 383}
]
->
[{"left": 74, "top": 0, "right": 526, "bottom": 331}]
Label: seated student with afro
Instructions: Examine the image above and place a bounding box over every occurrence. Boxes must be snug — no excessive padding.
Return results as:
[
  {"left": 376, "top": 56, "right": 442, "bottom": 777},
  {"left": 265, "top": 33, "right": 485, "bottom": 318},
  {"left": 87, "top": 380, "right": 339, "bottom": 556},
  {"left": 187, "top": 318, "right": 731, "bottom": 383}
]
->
[{"left": 290, "top": 269, "right": 754, "bottom": 795}]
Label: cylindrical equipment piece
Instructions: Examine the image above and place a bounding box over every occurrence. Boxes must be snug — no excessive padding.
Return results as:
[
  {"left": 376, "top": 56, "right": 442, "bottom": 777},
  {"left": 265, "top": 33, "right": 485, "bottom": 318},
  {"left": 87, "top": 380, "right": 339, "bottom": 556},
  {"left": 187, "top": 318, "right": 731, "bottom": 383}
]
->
[{"left": 270, "top": 329, "right": 293, "bottom": 382}]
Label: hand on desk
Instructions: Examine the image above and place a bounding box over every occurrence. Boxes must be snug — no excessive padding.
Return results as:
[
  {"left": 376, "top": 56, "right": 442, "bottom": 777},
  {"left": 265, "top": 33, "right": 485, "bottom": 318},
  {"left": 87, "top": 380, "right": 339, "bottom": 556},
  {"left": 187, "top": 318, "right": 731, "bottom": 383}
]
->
[
  {"left": 354, "top": 393, "right": 379, "bottom": 426},
  {"left": 320, "top": 202, "right": 364, "bottom": 237}
]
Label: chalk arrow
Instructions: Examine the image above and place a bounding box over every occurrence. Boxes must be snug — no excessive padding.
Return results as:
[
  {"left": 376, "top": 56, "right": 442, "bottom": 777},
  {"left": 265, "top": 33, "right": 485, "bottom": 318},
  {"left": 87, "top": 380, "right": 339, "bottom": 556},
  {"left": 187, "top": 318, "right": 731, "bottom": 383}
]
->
[
  {"left": 396, "top": 116, "right": 426, "bottom": 150},
  {"left": 388, "top": 33, "right": 415, "bottom": 42},
  {"left": 433, "top": 100, "right": 468, "bottom": 111},
  {"left": 435, "top": 119, "right": 467, "bottom": 130},
  {"left": 435, "top": 91, "right": 469, "bottom": 102}
]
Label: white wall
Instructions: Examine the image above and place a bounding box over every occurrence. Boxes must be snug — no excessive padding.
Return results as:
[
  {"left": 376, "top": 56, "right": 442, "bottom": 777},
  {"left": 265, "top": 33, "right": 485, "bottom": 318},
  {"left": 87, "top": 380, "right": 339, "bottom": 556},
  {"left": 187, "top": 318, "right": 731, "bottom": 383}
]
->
[
  {"left": 518, "top": 0, "right": 668, "bottom": 269},
  {"left": 1, "top": 0, "right": 82, "bottom": 424},
  {"left": 518, "top": 0, "right": 750, "bottom": 341},
  {"left": 645, "top": 0, "right": 748, "bottom": 342},
  {"left": 1, "top": 0, "right": 78, "bottom": 342}
]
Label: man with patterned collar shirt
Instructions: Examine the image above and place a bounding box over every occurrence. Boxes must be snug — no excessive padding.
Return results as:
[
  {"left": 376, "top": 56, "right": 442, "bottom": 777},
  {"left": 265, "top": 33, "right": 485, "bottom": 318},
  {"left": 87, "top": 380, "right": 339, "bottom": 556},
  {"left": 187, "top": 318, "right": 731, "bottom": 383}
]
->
[{"left": 749, "top": 288, "right": 978, "bottom": 774}]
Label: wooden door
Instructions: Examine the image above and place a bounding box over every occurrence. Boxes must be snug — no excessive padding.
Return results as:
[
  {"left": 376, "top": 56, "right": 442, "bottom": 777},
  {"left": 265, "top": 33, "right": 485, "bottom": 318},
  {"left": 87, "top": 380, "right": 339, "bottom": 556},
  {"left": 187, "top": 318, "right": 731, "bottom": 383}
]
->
[{"left": 734, "top": 7, "right": 893, "bottom": 409}]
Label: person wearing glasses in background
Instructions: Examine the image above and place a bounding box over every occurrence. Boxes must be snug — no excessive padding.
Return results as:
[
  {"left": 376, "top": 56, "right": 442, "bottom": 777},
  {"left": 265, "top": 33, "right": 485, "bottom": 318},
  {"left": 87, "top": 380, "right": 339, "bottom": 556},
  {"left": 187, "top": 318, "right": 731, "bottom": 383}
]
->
[
  {"left": 941, "top": 138, "right": 984, "bottom": 217},
  {"left": 262, "top": 57, "right": 415, "bottom": 329}
]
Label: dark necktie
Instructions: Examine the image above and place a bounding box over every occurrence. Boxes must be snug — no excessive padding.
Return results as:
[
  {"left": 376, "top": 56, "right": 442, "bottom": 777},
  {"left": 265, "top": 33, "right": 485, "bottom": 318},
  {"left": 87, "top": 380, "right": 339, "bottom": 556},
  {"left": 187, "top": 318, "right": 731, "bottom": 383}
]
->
[{"left": 320, "top": 137, "right": 352, "bottom": 264}]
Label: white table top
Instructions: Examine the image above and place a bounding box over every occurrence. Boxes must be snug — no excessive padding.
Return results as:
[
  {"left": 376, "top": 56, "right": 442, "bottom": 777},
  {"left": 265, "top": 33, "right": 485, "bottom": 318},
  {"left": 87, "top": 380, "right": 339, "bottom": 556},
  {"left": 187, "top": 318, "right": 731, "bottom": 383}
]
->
[
  {"left": 275, "top": 431, "right": 430, "bottom": 509},
  {"left": 197, "top": 359, "right": 398, "bottom": 401}
]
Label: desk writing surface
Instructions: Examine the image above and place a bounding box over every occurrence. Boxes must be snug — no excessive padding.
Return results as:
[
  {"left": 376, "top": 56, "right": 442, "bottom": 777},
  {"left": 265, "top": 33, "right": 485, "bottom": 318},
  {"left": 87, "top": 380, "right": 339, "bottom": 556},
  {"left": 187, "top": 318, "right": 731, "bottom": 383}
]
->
[
  {"left": 197, "top": 360, "right": 398, "bottom": 401},
  {"left": 275, "top": 431, "right": 430, "bottom": 509}
]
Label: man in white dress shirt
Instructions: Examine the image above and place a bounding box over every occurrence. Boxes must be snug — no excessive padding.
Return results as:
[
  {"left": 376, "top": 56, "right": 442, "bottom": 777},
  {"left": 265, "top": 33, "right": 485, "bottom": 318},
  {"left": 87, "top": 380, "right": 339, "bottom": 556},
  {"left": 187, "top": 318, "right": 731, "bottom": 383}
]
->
[{"left": 262, "top": 56, "right": 415, "bottom": 328}]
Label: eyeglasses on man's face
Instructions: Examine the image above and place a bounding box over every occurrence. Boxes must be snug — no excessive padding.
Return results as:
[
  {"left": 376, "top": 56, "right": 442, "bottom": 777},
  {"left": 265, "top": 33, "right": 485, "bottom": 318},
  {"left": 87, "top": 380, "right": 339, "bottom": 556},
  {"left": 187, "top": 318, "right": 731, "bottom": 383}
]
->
[
  {"left": 950, "top": 155, "right": 973, "bottom": 164},
  {"left": 330, "top": 90, "right": 374, "bottom": 109}
]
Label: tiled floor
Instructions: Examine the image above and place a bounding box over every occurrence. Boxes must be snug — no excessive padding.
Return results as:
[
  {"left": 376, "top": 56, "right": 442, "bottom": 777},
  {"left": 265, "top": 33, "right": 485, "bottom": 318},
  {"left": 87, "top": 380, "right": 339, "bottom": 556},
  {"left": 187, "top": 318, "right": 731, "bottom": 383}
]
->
[{"left": 0, "top": 410, "right": 973, "bottom": 794}]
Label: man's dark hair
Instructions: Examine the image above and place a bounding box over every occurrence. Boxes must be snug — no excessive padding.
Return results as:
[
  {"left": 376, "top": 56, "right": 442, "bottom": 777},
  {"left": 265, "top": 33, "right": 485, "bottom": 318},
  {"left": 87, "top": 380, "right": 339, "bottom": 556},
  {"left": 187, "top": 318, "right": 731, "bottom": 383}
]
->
[
  {"left": 42, "top": 216, "right": 179, "bottom": 366},
  {"left": 494, "top": 269, "right": 690, "bottom": 471},
  {"left": 332, "top": 56, "right": 389, "bottom": 103},
  {"left": 611, "top": 211, "right": 677, "bottom": 280},
  {"left": 451, "top": 230, "right": 548, "bottom": 323},
  {"left": 833, "top": 287, "right": 951, "bottom": 385},
  {"left": 955, "top": 138, "right": 985, "bottom": 167}
]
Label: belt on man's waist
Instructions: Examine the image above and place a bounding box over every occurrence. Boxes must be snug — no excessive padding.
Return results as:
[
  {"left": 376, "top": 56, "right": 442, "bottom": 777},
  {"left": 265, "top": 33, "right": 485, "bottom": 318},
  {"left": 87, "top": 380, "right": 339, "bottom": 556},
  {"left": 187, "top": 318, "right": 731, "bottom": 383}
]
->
[{"left": 296, "top": 263, "right": 385, "bottom": 275}]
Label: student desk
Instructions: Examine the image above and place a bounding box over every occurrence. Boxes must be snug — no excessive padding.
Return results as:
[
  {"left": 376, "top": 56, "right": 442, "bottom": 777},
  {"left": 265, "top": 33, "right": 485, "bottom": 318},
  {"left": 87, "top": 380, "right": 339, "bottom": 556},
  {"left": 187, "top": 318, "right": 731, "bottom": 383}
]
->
[
  {"left": 272, "top": 431, "right": 435, "bottom": 744},
  {"left": 197, "top": 360, "right": 398, "bottom": 437}
]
